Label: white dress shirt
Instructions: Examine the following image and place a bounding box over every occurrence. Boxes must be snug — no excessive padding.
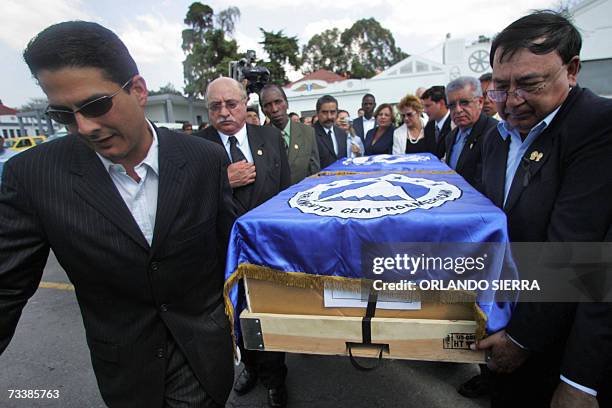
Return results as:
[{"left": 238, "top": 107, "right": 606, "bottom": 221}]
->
[
  {"left": 217, "top": 124, "right": 254, "bottom": 163},
  {"left": 435, "top": 111, "right": 451, "bottom": 133},
  {"left": 97, "top": 120, "right": 159, "bottom": 246},
  {"left": 363, "top": 116, "right": 376, "bottom": 136},
  {"left": 324, "top": 125, "right": 338, "bottom": 156}
]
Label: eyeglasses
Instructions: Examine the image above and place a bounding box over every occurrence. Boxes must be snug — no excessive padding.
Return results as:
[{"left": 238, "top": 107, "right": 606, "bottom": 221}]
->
[
  {"left": 486, "top": 65, "right": 566, "bottom": 103},
  {"left": 447, "top": 98, "right": 476, "bottom": 110},
  {"left": 45, "top": 79, "right": 132, "bottom": 125},
  {"left": 208, "top": 99, "right": 244, "bottom": 113},
  {"left": 401, "top": 111, "right": 417, "bottom": 119}
]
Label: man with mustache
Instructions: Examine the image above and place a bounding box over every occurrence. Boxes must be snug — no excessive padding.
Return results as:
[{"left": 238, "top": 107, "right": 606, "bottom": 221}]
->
[
  {"left": 444, "top": 76, "right": 498, "bottom": 192},
  {"left": 195, "top": 77, "right": 290, "bottom": 408},
  {"left": 474, "top": 11, "right": 612, "bottom": 408}
]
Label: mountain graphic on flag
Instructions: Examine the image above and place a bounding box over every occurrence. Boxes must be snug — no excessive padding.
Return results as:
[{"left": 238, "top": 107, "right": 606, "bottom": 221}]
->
[{"left": 318, "top": 180, "right": 428, "bottom": 202}]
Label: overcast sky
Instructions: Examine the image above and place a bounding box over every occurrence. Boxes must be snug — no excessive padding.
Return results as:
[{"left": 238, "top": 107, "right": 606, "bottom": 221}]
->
[{"left": 0, "top": 0, "right": 555, "bottom": 108}]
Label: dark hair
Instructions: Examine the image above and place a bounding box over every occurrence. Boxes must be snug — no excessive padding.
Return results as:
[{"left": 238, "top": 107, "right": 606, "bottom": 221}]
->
[
  {"left": 421, "top": 86, "right": 447, "bottom": 105},
  {"left": 316, "top": 95, "right": 338, "bottom": 112},
  {"left": 246, "top": 106, "right": 259, "bottom": 114},
  {"left": 338, "top": 109, "right": 349, "bottom": 115},
  {"left": 289, "top": 112, "right": 299, "bottom": 118},
  {"left": 23, "top": 21, "right": 139, "bottom": 86},
  {"left": 259, "top": 83, "right": 288, "bottom": 108},
  {"left": 182, "top": 122, "right": 192, "bottom": 130},
  {"left": 479, "top": 73, "right": 493, "bottom": 82},
  {"left": 374, "top": 103, "right": 394, "bottom": 124},
  {"left": 490, "top": 10, "right": 581, "bottom": 66},
  {"left": 362, "top": 93, "right": 376, "bottom": 102}
]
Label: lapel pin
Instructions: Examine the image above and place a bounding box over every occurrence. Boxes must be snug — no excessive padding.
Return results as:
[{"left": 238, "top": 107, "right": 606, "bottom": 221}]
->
[
  {"left": 294, "top": 144, "right": 299, "bottom": 150},
  {"left": 257, "top": 149, "right": 263, "bottom": 156},
  {"left": 529, "top": 151, "right": 544, "bottom": 162},
  {"left": 469, "top": 142, "right": 474, "bottom": 150}
]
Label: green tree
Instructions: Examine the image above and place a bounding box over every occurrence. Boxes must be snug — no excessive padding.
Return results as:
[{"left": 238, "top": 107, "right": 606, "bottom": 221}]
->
[
  {"left": 301, "top": 19, "right": 407, "bottom": 78},
  {"left": 181, "top": 2, "right": 241, "bottom": 97},
  {"left": 19, "top": 97, "right": 48, "bottom": 112},
  {"left": 301, "top": 28, "right": 346, "bottom": 74},
  {"left": 340, "top": 18, "right": 408, "bottom": 78},
  {"left": 148, "top": 83, "right": 183, "bottom": 96},
  {"left": 259, "top": 29, "right": 300, "bottom": 85}
]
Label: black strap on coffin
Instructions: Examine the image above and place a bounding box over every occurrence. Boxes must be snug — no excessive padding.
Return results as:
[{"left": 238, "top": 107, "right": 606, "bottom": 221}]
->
[{"left": 347, "top": 288, "right": 384, "bottom": 371}]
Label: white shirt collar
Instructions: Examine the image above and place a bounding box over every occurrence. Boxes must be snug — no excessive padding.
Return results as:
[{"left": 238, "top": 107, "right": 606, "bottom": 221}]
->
[
  {"left": 97, "top": 119, "right": 159, "bottom": 176},
  {"left": 218, "top": 124, "right": 248, "bottom": 148},
  {"left": 436, "top": 111, "right": 450, "bottom": 130}
]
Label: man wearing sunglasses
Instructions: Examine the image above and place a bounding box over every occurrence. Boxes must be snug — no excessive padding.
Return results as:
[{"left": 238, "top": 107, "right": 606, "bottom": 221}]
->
[
  {"left": 472, "top": 11, "right": 612, "bottom": 408},
  {"left": 444, "top": 76, "right": 498, "bottom": 192},
  {"left": 0, "top": 21, "right": 237, "bottom": 408}
]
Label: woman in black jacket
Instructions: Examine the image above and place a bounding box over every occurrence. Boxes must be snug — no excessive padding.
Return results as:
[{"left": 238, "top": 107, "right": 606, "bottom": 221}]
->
[{"left": 364, "top": 103, "right": 395, "bottom": 155}]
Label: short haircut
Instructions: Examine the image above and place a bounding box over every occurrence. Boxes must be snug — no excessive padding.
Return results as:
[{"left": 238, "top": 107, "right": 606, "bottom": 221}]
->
[
  {"left": 374, "top": 103, "right": 394, "bottom": 119},
  {"left": 246, "top": 106, "right": 258, "bottom": 114},
  {"left": 338, "top": 109, "right": 349, "bottom": 116},
  {"left": 204, "top": 77, "right": 247, "bottom": 104},
  {"left": 289, "top": 112, "right": 299, "bottom": 118},
  {"left": 490, "top": 10, "right": 581, "bottom": 66},
  {"left": 446, "top": 76, "right": 482, "bottom": 97},
  {"left": 23, "top": 21, "right": 138, "bottom": 86},
  {"left": 478, "top": 72, "right": 493, "bottom": 82},
  {"left": 421, "top": 86, "right": 447, "bottom": 105},
  {"left": 362, "top": 93, "right": 376, "bottom": 102},
  {"left": 398, "top": 94, "right": 424, "bottom": 113},
  {"left": 316, "top": 95, "right": 338, "bottom": 112},
  {"left": 259, "top": 83, "right": 288, "bottom": 107},
  {"left": 182, "top": 122, "right": 192, "bottom": 130}
]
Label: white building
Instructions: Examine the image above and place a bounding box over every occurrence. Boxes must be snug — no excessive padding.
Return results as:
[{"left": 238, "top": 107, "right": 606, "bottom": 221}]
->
[
  {"left": 285, "top": 35, "right": 493, "bottom": 118},
  {"left": 145, "top": 94, "right": 208, "bottom": 127},
  {"left": 572, "top": 0, "right": 612, "bottom": 96},
  {"left": 286, "top": 0, "right": 612, "bottom": 116},
  {"left": 0, "top": 101, "right": 59, "bottom": 138}
]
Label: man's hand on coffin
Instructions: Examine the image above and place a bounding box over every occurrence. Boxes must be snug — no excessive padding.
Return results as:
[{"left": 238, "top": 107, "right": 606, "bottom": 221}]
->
[
  {"left": 227, "top": 160, "right": 256, "bottom": 188},
  {"left": 551, "top": 382, "right": 599, "bottom": 408},
  {"left": 471, "top": 330, "right": 529, "bottom": 373}
]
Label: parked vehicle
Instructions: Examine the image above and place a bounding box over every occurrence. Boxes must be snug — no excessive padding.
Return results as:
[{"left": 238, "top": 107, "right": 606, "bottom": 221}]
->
[{"left": 5, "top": 136, "right": 47, "bottom": 152}]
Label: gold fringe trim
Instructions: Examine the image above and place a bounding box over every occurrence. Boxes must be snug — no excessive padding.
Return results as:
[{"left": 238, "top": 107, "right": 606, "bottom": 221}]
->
[
  {"left": 223, "top": 264, "right": 488, "bottom": 356},
  {"left": 314, "top": 170, "right": 456, "bottom": 177}
]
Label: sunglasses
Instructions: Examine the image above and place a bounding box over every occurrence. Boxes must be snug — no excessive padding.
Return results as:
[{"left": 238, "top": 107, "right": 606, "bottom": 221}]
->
[{"left": 45, "top": 79, "right": 133, "bottom": 125}]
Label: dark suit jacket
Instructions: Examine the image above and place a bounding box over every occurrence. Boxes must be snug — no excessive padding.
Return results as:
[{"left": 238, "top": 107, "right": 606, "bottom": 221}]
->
[
  {"left": 445, "top": 112, "right": 497, "bottom": 192},
  {"left": 481, "top": 86, "right": 612, "bottom": 392},
  {"left": 364, "top": 126, "right": 395, "bottom": 156},
  {"left": 352, "top": 116, "right": 373, "bottom": 141},
  {"left": 272, "top": 121, "right": 320, "bottom": 185},
  {"left": 313, "top": 122, "right": 348, "bottom": 170},
  {"left": 197, "top": 124, "right": 291, "bottom": 215},
  {"left": 0, "top": 128, "right": 237, "bottom": 407},
  {"left": 423, "top": 114, "right": 452, "bottom": 159}
]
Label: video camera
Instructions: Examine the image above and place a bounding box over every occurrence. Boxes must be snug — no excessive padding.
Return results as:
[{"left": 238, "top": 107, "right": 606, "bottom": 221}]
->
[{"left": 229, "top": 50, "right": 270, "bottom": 95}]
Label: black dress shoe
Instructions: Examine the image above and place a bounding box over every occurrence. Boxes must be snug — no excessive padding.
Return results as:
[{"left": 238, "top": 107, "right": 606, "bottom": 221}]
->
[
  {"left": 458, "top": 373, "right": 491, "bottom": 398},
  {"left": 267, "top": 385, "right": 287, "bottom": 408},
  {"left": 233, "top": 368, "right": 258, "bottom": 395}
]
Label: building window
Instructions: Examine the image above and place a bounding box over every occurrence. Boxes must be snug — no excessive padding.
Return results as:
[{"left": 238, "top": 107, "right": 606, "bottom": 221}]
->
[
  {"left": 2, "top": 129, "right": 7, "bottom": 138},
  {"left": 16, "top": 129, "right": 21, "bottom": 136},
  {"left": 35, "top": 129, "right": 40, "bottom": 135},
  {"left": 9, "top": 129, "right": 15, "bottom": 137}
]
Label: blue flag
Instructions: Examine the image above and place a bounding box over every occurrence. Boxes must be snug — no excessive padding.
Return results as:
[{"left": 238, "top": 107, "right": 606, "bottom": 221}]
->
[{"left": 225, "top": 155, "right": 513, "bottom": 341}]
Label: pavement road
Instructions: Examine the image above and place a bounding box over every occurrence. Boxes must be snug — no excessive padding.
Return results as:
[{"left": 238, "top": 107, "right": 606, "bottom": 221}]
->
[{"left": 0, "top": 253, "right": 489, "bottom": 408}]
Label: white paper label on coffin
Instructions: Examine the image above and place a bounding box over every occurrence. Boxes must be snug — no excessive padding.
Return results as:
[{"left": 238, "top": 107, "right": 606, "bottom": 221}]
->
[{"left": 289, "top": 173, "right": 462, "bottom": 219}]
